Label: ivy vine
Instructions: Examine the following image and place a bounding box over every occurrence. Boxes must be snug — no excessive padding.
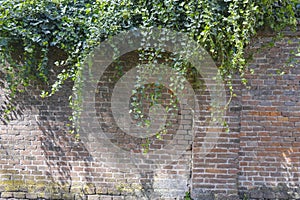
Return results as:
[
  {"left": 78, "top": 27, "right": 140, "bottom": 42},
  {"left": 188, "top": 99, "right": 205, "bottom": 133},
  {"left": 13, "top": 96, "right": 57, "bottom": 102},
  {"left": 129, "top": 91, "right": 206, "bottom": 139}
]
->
[{"left": 0, "top": 0, "right": 299, "bottom": 126}]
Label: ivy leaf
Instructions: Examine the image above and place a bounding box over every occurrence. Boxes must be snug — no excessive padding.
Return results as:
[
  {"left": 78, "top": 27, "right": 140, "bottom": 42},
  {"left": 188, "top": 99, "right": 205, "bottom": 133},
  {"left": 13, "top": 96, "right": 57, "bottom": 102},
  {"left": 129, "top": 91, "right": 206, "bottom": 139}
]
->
[{"left": 24, "top": 46, "right": 33, "bottom": 53}]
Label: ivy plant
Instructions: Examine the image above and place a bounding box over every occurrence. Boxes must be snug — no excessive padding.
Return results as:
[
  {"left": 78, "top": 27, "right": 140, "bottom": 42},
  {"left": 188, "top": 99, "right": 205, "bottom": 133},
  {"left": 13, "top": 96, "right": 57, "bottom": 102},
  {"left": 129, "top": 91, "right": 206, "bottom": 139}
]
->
[{"left": 0, "top": 0, "right": 298, "bottom": 127}]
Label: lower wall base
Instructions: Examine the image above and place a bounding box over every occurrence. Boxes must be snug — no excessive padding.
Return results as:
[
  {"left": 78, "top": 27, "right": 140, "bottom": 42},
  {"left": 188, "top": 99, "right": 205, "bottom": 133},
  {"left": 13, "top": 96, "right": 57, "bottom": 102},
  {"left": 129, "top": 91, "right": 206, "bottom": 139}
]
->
[
  {"left": 2, "top": 185, "right": 299, "bottom": 200},
  {"left": 0, "top": 193, "right": 185, "bottom": 200},
  {"left": 191, "top": 184, "right": 300, "bottom": 200},
  {"left": 191, "top": 192, "right": 240, "bottom": 200},
  {"left": 240, "top": 184, "right": 300, "bottom": 200}
]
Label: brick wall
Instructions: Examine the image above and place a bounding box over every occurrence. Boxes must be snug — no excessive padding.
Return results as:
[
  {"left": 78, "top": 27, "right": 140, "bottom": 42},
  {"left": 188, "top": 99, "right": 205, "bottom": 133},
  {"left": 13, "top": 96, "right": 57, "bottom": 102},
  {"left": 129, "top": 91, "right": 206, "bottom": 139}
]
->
[
  {"left": 0, "top": 25, "right": 299, "bottom": 200},
  {"left": 238, "top": 27, "right": 300, "bottom": 200}
]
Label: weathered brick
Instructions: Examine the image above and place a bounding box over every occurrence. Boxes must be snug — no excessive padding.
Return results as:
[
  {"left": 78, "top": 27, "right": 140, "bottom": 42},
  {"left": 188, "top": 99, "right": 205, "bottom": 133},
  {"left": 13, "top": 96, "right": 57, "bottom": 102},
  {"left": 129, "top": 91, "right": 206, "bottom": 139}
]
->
[
  {"left": 0, "top": 23, "right": 299, "bottom": 200},
  {"left": 88, "top": 195, "right": 100, "bottom": 200},
  {"left": 1, "top": 192, "right": 13, "bottom": 198}
]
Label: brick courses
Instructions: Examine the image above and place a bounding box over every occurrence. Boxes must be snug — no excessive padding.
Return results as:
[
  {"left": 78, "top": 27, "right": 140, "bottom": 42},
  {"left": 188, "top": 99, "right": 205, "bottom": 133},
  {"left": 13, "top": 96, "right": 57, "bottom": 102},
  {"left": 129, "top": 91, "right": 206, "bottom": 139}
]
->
[{"left": 0, "top": 25, "right": 299, "bottom": 199}]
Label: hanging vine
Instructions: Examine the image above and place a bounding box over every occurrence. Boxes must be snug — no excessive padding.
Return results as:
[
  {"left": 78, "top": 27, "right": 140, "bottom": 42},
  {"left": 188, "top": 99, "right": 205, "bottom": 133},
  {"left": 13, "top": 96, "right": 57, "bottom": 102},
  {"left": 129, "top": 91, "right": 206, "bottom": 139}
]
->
[{"left": 0, "top": 0, "right": 298, "bottom": 125}]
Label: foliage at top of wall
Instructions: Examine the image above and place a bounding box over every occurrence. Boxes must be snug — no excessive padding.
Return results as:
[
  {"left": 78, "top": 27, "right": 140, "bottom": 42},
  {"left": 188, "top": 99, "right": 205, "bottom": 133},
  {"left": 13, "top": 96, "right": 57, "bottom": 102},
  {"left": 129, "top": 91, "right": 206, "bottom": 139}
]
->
[{"left": 0, "top": 0, "right": 299, "bottom": 122}]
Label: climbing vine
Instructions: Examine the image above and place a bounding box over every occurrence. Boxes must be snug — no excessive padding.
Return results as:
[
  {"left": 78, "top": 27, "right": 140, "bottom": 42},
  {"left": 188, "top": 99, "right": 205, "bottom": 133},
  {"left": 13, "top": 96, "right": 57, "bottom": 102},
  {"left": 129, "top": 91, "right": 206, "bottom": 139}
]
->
[{"left": 0, "top": 0, "right": 298, "bottom": 124}]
